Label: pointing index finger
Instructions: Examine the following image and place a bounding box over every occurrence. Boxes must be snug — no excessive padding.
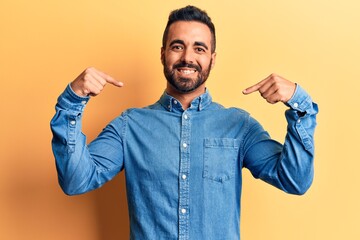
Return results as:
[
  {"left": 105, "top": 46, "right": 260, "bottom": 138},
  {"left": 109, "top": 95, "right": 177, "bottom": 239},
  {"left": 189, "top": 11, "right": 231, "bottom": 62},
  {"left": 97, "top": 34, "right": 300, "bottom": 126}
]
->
[
  {"left": 242, "top": 83, "right": 260, "bottom": 95},
  {"left": 96, "top": 69, "right": 124, "bottom": 87},
  {"left": 106, "top": 76, "right": 124, "bottom": 87},
  {"left": 242, "top": 75, "right": 272, "bottom": 95},
  {"left": 242, "top": 80, "right": 265, "bottom": 95}
]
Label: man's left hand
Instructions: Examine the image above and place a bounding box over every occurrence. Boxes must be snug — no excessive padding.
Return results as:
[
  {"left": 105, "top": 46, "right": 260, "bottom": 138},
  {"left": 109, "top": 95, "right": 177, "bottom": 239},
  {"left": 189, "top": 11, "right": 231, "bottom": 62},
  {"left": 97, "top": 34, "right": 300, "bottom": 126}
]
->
[{"left": 242, "top": 73, "right": 296, "bottom": 104}]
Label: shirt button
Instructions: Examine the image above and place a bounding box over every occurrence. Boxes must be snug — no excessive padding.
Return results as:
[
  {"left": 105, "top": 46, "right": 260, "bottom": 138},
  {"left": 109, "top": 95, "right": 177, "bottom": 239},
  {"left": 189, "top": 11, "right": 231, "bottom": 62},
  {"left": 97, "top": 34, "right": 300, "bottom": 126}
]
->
[
  {"left": 182, "top": 143, "right": 187, "bottom": 148},
  {"left": 184, "top": 114, "right": 188, "bottom": 120},
  {"left": 173, "top": 100, "right": 178, "bottom": 104},
  {"left": 182, "top": 174, "right": 187, "bottom": 180},
  {"left": 181, "top": 208, "right": 187, "bottom": 214},
  {"left": 70, "top": 120, "right": 76, "bottom": 125},
  {"left": 81, "top": 100, "right": 87, "bottom": 105},
  {"left": 293, "top": 103, "right": 299, "bottom": 108},
  {"left": 297, "top": 119, "right": 301, "bottom": 123}
]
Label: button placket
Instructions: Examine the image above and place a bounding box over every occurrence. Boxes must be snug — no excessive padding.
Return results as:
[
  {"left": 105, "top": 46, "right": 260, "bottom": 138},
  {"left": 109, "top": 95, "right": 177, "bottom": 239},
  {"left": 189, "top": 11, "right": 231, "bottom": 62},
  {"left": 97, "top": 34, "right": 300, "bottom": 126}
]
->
[{"left": 179, "top": 111, "right": 191, "bottom": 239}]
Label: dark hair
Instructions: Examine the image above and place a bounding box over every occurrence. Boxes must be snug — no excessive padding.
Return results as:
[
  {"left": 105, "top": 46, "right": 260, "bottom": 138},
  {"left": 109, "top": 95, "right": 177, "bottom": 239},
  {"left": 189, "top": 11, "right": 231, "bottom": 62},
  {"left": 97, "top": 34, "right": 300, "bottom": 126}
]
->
[{"left": 162, "top": 5, "right": 216, "bottom": 53}]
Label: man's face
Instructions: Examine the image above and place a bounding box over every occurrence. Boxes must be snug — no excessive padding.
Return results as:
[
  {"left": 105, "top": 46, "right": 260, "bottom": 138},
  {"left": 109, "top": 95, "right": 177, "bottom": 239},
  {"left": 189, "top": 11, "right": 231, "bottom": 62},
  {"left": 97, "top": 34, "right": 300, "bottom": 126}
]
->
[{"left": 161, "top": 21, "right": 216, "bottom": 94}]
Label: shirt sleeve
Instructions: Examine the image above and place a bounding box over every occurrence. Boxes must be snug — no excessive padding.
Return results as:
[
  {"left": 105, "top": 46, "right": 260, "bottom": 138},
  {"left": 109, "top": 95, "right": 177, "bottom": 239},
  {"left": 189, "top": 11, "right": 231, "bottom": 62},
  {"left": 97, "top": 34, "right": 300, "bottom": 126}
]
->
[
  {"left": 242, "top": 84, "right": 319, "bottom": 195},
  {"left": 50, "top": 84, "right": 124, "bottom": 195}
]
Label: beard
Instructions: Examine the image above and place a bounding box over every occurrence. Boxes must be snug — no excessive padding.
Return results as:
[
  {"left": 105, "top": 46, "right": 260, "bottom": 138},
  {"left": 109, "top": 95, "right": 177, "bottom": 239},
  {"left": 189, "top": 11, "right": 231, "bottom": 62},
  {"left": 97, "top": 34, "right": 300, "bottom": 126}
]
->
[{"left": 163, "top": 59, "right": 212, "bottom": 93}]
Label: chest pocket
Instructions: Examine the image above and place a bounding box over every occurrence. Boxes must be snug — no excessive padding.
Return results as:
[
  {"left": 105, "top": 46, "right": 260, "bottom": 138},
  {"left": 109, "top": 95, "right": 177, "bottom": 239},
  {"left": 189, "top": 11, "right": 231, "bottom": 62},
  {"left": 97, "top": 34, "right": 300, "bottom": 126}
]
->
[{"left": 203, "top": 138, "right": 239, "bottom": 183}]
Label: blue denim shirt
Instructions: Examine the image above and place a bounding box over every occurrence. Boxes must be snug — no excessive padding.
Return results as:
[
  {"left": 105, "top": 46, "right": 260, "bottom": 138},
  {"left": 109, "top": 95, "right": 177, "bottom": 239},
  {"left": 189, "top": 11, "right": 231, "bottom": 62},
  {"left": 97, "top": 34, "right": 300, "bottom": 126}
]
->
[{"left": 51, "top": 84, "right": 318, "bottom": 239}]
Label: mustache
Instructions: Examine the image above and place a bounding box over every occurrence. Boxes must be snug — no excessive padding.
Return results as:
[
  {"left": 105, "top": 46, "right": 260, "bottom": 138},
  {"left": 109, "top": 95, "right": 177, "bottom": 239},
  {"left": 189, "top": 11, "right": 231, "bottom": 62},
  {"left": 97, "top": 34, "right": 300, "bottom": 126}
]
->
[{"left": 173, "top": 61, "right": 201, "bottom": 72}]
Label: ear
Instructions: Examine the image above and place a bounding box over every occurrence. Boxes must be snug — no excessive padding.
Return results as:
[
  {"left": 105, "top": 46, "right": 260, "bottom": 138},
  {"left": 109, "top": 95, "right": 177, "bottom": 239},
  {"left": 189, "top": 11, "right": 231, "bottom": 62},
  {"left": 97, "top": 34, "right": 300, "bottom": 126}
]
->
[
  {"left": 160, "top": 47, "right": 165, "bottom": 65},
  {"left": 210, "top": 52, "right": 217, "bottom": 69}
]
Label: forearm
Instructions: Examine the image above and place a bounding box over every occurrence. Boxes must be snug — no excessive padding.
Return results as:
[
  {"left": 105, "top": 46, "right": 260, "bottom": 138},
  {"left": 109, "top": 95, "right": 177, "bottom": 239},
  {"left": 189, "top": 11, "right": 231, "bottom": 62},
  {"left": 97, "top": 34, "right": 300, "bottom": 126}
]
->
[
  {"left": 244, "top": 85, "right": 319, "bottom": 194},
  {"left": 279, "top": 85, "right": 318, "bottom": 194},
  {"left": 50, "top": 84, "right": 94, "bottom": 195},
  {"left": 50, "top": 85, "right": 122, "bottom": 195}
]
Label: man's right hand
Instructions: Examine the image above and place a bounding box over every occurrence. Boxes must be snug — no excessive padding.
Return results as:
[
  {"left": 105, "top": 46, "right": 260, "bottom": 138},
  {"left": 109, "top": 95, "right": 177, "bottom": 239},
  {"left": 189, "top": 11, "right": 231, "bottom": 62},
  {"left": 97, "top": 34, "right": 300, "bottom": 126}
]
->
[{"left": 70, "top": 67, "right": 124, "bottom": 97}]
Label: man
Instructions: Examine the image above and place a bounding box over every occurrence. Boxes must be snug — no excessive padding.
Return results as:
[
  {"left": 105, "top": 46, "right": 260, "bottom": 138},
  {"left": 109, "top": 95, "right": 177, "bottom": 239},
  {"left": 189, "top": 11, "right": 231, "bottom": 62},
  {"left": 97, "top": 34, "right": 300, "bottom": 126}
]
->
[{"left": 51, "top": 5, "right": 318, "bottom": 239}]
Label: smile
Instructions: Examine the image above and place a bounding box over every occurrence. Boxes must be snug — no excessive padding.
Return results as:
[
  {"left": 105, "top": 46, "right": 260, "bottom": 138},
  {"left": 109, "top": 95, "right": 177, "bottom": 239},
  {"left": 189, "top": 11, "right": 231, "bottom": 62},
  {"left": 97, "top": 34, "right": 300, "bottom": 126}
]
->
[{"left": 177, "top": 68, "right": 197, "bottom": 75}]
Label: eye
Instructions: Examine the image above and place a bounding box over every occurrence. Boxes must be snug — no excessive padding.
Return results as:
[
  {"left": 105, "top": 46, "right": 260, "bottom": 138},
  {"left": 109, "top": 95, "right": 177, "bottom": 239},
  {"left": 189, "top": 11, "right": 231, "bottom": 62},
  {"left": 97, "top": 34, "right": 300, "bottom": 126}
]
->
[
  {"left": 171, "top": 45, "right": 184, "bottom": 51},
  {"left": 195, "top": 47, "right": 206, "bottom": 53}
]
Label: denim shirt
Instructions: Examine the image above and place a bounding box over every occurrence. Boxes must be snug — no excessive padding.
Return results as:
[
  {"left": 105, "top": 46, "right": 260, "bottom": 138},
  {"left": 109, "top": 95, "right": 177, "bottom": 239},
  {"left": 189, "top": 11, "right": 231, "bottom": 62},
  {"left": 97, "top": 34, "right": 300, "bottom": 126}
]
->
[{"left": 51, "top": 84, "right": 318, "bottom": 240}]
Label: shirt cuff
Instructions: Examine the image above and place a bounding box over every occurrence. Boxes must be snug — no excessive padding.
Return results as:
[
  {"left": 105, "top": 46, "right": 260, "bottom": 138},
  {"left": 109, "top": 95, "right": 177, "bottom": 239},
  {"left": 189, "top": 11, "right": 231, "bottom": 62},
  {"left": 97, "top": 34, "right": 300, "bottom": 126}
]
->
[
  {"left": 286, "top": 84, "right": 314, "bottom": 114},
  {"left": 56, "top": 84, "right": 90, "bottom": 112}
]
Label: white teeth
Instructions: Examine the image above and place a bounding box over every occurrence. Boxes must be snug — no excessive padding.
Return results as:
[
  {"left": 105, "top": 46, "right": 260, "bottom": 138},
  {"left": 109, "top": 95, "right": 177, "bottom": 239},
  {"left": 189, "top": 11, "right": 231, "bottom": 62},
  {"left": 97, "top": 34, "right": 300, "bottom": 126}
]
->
[{"left": 181, "top": 69, "right": 195, "bottom": 75}]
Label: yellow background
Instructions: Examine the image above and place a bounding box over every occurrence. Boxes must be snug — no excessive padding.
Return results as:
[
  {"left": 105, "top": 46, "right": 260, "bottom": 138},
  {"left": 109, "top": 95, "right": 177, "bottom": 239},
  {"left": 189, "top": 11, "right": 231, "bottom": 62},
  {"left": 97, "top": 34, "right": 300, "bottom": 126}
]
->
[{"left": 1, "top": 0, "right": 359, "bottom": 239}]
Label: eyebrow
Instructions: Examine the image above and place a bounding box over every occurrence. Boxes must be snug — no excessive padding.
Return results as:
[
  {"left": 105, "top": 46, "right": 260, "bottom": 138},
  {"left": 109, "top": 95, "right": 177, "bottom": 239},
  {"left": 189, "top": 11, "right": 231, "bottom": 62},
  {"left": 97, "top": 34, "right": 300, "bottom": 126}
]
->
[
  {"left": 169, "top": 39, "right": 209, "bottom": 50},
  {"left": 194, "top": 41, "right": 209, "bottom": 50},
  {"left": 169, "top": 39, "right": 185, "bottom": 47}
]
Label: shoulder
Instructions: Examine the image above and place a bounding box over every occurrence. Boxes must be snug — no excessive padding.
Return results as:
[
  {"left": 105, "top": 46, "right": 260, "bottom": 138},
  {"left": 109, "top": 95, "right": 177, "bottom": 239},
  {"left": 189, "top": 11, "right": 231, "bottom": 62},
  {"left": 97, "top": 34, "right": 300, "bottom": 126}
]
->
[
  {"left": 113, "top": 102, "right": 164, "bottom": 122},
  {"left": 209, "top": 101, "right": 250, "bottom": 116}
]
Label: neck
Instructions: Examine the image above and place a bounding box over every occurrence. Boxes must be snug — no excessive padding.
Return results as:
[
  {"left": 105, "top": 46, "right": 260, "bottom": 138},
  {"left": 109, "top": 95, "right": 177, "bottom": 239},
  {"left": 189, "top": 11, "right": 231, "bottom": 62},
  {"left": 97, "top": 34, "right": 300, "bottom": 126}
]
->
[{"left": 166, "top": 84, "right": 206, "bottom": 110}]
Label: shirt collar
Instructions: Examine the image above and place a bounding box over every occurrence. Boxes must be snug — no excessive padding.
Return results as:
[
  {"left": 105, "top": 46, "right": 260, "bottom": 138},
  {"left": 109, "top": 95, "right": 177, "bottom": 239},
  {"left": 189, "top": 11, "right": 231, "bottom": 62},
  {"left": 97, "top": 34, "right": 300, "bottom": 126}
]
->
[{"left": 158, "top": 89, "right": 213, "bottom": 112}]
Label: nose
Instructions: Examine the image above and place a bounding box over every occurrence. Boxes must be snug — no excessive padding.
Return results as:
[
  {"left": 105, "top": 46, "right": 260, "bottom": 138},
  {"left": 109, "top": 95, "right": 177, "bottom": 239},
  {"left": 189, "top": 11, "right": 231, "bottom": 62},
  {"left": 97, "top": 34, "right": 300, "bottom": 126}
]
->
[{"left": 181, "top": 48, "right": 194, "bottom": 64}]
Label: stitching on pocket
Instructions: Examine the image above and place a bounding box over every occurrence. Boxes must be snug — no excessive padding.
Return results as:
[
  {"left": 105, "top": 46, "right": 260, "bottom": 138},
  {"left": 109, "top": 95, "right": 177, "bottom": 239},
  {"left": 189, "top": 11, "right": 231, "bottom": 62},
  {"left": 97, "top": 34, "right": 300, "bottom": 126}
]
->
[{"left": 203, "top": 138, "right": 238, "bottom": 183}]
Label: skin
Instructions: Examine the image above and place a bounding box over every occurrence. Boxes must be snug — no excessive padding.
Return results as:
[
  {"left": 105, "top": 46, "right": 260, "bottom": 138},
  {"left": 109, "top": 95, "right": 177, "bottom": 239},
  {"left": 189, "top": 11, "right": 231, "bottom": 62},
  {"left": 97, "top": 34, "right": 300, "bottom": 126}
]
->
[
  {"left": 70, "top": 21, "right": 296, "bottom": 107},
  {"left": 161, "top": 21, "right": 216, "bottom": 109},
  {"left": 70, "top": 67, "right": 124, "bottom": 97}
]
